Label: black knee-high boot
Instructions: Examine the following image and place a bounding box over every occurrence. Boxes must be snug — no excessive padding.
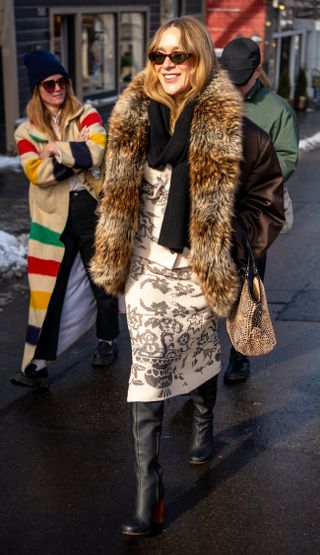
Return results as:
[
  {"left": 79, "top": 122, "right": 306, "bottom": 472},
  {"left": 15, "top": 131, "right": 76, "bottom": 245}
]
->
[
  {"left": 188, "top": 375, "right": 218, "bottom": 464},
  {"left": 121, "top": 401, "right": 165, "bottom": 536}
]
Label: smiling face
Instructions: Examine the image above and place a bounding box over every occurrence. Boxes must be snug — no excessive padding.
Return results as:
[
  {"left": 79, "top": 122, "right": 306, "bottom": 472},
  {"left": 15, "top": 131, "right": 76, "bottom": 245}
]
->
[
  {"left": 38, "top": 73, "right": 66, "bottom": 114},
  {"left": 155, "top": 26, "right": 192, "bottom": 103}
]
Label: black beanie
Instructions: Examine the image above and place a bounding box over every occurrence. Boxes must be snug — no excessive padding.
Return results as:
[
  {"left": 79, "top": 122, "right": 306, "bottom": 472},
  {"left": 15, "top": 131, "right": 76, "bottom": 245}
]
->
[{"left": 24, "top": 50, "right": 69, "bottom": 92}]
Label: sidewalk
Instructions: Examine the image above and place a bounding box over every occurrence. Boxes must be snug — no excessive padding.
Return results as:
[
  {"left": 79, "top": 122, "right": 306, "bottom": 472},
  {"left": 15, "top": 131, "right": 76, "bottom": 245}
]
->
[
  {"left": 0, "top": 112, "right": 319, "bottom": 553},
  {"left": 297, "top": 105, "right": 320, "bottom": 139}
]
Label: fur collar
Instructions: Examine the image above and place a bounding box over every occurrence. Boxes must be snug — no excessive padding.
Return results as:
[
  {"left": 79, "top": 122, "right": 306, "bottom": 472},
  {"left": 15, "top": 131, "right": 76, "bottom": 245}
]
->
[{"left": 92, "top": 69, "right": 243, "bottom": 316}]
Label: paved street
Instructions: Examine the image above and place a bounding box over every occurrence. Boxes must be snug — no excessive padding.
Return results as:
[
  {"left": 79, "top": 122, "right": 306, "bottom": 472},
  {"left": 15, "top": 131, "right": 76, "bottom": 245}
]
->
[{"left": 0, "top": 111, "right": 319, "bottom": 554}]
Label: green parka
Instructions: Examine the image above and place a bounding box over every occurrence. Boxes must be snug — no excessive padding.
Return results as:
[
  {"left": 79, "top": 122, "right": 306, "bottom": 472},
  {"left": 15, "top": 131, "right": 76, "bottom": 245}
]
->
[{"left": 245, "top": 80, "right": 299, "bottom": 182}]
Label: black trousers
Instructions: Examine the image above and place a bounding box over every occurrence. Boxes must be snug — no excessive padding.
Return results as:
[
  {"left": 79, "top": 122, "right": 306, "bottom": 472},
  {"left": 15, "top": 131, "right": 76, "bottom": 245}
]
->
[{"left": 35, "top": 190, "right": 119, "bottom": 360}]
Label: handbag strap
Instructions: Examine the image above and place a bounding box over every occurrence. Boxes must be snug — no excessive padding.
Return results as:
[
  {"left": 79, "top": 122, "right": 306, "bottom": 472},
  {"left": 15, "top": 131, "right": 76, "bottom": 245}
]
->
[
  {"left": 243, "top": 233, "right": 262, "bottom": 303},
  {"left": 244, "top": 234, "right": 259, "bottom": 278}
]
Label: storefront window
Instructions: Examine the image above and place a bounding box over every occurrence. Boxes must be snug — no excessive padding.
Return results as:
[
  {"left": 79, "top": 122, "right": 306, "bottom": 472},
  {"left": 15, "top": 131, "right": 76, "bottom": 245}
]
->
[
  {"left": 52, "top": 9, "right": 147, "bottom": 101},
  {"left": 53, "top": 15, "right": 76, "bottom": 83},
  {"left": 82, "top": 14, "right": 116, "bottom": 95},
  {"left": 54, "top": 15, "right": 63, "bottom": 62},
  {"left": 119, "top": 13, "right": 145, "bottom": 90},
  {"left": 292, "top": 34, "right": 302, "bottom": 80},
  {"left": 279, "top": 35, "right": 291, "bottom": 76},
  {"left": 161, "top": 0, "right": 182, "bottom": 23}
]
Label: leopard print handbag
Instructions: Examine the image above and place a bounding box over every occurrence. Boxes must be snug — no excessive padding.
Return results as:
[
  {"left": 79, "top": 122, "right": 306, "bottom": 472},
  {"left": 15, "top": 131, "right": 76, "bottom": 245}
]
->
[{"left": 226, "top": 238, "right": 276, "bottom": 356}]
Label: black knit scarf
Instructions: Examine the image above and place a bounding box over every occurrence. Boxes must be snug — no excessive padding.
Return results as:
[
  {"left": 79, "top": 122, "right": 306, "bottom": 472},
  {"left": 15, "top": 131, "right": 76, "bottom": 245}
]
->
[{"left": 147, "top": 100, "right": 195, "bottom": 253}]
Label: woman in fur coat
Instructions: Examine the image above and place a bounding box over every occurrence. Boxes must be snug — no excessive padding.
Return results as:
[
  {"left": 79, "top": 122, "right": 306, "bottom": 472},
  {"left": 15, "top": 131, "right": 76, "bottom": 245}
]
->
[
  {"left": 10, "top": 50, "right": 119, "bottom": 390},
  {"left": 91, "top": 17, "right": 284, "bottom": 535}
]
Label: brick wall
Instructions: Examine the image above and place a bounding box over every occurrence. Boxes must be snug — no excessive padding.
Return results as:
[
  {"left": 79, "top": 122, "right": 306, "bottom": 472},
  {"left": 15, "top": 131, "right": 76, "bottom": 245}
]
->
[{"left": 207, "top": 0, "right": 266, "bottom": 51}]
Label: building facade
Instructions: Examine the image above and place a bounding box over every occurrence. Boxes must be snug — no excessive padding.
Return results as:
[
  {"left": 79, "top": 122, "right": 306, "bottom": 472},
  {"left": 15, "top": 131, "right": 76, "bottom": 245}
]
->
[
  {"left": 267, "top": 0, "right": 320, "bottom": 100},
  {"left": 206, "top": 0, "right": 320, "bottom": 104},
  {"left": 0, "top": 0, "right": 204, "bottom": 154},
  {"left": 207, "top": 0, "right": 266, "bottom": 54}
]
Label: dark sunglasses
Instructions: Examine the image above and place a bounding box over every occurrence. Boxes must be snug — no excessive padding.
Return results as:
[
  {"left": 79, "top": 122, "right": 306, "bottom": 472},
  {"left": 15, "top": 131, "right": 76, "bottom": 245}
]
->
[
  {"left": 148, "top": 51, "right": 192, "bottom": 65},
  {"left": 40, "top": 76, "right": 68, "bottom": 93}
]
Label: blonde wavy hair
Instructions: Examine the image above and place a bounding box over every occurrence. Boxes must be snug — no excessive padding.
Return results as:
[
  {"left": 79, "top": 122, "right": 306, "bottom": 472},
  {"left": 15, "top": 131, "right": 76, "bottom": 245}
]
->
[
  {"left": 26, "top": 78, "right": 82, "bottom": 140},
  {"left": 144, "top": 16, "right": 218, "bottom": 124}
]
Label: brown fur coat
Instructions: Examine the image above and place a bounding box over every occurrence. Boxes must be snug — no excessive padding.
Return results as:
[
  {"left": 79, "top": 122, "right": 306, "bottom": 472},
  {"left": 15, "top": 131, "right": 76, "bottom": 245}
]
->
[{"left": 91, "top": 69, "right": 245, "bottom": 317}]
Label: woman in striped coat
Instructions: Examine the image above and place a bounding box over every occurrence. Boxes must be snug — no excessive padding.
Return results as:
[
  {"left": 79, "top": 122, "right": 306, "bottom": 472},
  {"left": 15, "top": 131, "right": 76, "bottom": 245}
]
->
[{"left": 10, "top": 50, "right": 119, "bottom": 390}]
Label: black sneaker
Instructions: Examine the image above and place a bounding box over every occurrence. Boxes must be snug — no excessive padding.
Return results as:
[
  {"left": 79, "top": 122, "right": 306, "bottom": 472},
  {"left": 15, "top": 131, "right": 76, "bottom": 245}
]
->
[
  {"left": 92, "top": 340, "right": 118, "bottom": 367},
  {"left": 10, "top": 363, "right": 49, "bottom": 390}
]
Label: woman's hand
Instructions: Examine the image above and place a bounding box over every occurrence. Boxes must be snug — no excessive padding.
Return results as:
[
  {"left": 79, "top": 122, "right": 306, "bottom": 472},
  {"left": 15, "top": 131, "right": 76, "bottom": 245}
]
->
[
  {"left": 40, "top": 142, "right": 60, "bottom": 160},
  {"left": 76, "top": 126, "right": 90, "bottom": 142}
]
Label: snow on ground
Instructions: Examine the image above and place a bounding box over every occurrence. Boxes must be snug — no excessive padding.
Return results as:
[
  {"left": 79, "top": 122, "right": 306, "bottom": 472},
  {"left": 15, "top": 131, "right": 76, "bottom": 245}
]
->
[
  {"left": 0, "top": 124, "right": 318, "bottom": 171},
  {"left": 0, "top": 230, "right": 28, "bottom": 279},
  {"left": 0, "top": 129, "right": 317, "bottom": 172},
  {"left": 0, "top": 156, "right": 21, "bottom": 172},
  {"left": 0, "top": 126, "right": 318, "bottom": 280},
  {"left": 299, "top": 131, "right": 320, "bottom": 152}
]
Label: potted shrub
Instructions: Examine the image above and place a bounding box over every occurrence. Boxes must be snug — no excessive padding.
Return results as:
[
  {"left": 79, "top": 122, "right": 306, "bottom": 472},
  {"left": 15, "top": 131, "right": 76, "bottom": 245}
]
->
[
  {"left": 294, "top": 67, "right": 308, "bottom": 111},
  {"left": 277, "top": 68, "right": 291, "bottom": 101}
]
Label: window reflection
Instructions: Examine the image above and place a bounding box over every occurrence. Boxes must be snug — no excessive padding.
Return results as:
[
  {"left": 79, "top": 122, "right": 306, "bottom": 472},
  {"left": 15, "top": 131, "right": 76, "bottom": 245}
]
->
[
  {"left": 119, "top": 13, "right": 144, "bottom": 90},
  {"left": 82, "top": 14, "right": 116, "bottom": 94},
  {"left": 54, "top": 11, "right": 146, "bottom": 98},
  {"left": 161, "top": 0, "right": 181, "bottom": 23},
  {"left": 54, "top": 15, "right": 63, "bottom": 62}
]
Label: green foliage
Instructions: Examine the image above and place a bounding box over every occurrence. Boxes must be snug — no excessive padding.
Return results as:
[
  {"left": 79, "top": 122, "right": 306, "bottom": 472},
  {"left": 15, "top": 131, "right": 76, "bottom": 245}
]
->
[{"left": 277, "top": 68, "right": 291, "bottom": 99}]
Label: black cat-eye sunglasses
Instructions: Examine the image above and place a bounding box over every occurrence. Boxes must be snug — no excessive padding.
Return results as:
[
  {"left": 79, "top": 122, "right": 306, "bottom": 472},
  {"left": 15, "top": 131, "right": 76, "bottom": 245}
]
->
[{"left": 148, "top": 51, "right": 192, "bottom": 65}]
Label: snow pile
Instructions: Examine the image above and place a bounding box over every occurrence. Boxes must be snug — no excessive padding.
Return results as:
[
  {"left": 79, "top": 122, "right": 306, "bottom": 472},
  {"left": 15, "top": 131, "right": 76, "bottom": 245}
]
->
[
  {"left": 0, "top": 230, "right": 28, "bottom": 279},
  {"left": 299, "top": 132, "right": 320, "bottom": 152},
  {"left": 0, "top": 131, "right": 316, "bottom": 171},
  {"left": 0, "top": 156, "right": 21, "bottom": 172}
]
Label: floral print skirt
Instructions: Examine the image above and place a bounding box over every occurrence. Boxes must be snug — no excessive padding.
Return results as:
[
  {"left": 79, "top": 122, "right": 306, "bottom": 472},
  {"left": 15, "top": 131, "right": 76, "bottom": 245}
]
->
[{"left": 125, "top": 255, "right": 221, "bottom": 402}]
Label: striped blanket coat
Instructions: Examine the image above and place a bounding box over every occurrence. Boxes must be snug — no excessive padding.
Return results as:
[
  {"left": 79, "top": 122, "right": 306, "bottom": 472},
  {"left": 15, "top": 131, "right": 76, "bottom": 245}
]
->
[{"left": 15, "top": 104, "right": 106, "bottom": 370}]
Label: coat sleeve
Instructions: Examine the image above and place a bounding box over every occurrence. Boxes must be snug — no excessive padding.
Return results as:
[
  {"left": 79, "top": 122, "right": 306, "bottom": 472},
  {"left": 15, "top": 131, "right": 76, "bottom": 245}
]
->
[
  {"left": 233, "top": 120, "right": 285, "bottom": 268},
  {"left": 54, "top": 107, "right": 106, "bottom": 169},
  {"left": 15, "top": 126, "right": 77, "bottom": 188},
  {"left": 270, "top": 103, "right": 299, "bottom": 182},
  {"left": 14, "top": 107, "right": 106, "bottom": 188}
]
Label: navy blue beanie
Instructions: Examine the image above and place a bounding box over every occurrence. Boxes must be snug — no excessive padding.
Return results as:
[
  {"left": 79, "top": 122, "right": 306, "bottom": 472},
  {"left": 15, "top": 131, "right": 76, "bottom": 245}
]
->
[{"left": 24, "top": 50, "right": 69, "bottom": 92}]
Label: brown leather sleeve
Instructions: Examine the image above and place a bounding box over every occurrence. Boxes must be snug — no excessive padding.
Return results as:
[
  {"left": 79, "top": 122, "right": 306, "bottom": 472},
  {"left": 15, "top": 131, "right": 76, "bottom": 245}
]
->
[{"left": 233, "top": 117, "right": 285, "bottom": 268}]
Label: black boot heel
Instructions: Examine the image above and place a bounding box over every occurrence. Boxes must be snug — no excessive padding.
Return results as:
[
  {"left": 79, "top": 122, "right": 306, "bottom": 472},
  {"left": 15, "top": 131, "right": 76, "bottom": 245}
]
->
[{"left": 151, "top": 497, "right": 164, "bottom": 528}]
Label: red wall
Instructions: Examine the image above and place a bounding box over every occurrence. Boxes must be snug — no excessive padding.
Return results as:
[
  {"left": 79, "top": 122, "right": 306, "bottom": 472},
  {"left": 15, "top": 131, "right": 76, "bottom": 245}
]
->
[{"left": 207, "top": 0, "right": 266, "bottom": 53}]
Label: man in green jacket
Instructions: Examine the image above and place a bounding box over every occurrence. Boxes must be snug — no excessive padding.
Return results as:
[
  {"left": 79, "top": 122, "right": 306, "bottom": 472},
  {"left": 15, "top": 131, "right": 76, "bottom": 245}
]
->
[{"left": 220, "top": 37, "right": 299, "bottom": 384}]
